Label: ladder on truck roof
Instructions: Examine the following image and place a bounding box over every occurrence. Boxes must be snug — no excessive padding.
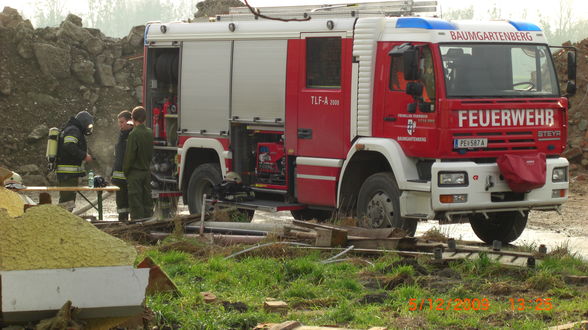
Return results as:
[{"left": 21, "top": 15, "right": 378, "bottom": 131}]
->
[{"left": 214, "top": 1, "right": 438, "bottom": 21}]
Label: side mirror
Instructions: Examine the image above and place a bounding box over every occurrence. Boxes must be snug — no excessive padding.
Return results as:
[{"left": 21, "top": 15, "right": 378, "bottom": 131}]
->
[
  {"left": 403, "top": 48, "right": 419, "bottom": 80},
  {"left": 566, "top": 81, "right": 577, "bottom": 96},
  {"left": 406, "top": 81, "right": 423, "bottom": 97},
  {"left": 567, "top": 51, "right": 576, "bottom": 82}
]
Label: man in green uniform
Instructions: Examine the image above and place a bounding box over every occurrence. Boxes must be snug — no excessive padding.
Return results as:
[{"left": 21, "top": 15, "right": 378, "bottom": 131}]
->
[
  {"left": 112, "top": 110, "right": 133, "bottom": 222},
  {"left": 56, "top": 111, "right": 94, "bottom": 211},
  {"left": 123, "top": 106, "right": 154, "bottom": 220}
]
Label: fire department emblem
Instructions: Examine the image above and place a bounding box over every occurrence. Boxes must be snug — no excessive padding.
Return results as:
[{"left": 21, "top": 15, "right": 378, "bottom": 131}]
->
[{"left": 407, "top": 119, "right": 416, "bottom": 135}]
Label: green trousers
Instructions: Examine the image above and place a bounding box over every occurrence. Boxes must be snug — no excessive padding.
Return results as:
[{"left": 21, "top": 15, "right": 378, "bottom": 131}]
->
[
  {"left": 113, "top": 179, "right": 129, "bottom": 221},
  {"left": 127, "top": 170, "right": 153, "bottom": 220},
  {"left": 57, "top": 176, "right": 79, "bottom": 203}
]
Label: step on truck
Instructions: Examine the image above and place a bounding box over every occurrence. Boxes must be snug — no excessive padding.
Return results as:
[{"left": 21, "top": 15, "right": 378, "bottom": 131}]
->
[{"left": 144, "top": 1, "right": 577, "bottom": 243}]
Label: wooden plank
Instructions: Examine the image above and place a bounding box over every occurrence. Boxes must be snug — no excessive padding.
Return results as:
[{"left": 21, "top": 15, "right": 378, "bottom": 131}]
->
[
  {"left": 14, "top": 186, "right": 120, "bottom": 192},
  {"left": 315, "top": 228, "right": 347, "bottom": 247}
]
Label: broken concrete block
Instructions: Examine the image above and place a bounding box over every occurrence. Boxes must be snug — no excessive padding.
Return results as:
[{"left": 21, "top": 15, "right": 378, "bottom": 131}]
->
[
  {"left": 263, "top": 300, "right": 289, "bottom": 314},
  {"left": 269, "top": 320, "right": 301, "bottom": 330},
  {"left": 200, "top": 291, "right": 217, "bottom": 303}
]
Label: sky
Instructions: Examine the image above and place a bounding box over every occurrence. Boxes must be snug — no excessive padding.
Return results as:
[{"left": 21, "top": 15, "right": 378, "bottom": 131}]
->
[{"left": 0, "top": 0, "right": 586, "bottom": 27}]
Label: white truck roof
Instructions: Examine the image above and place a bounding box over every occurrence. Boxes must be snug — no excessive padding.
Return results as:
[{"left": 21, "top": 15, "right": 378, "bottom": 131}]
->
[{"left": 146, "top": 17, "right": 547, "bottom": 44}]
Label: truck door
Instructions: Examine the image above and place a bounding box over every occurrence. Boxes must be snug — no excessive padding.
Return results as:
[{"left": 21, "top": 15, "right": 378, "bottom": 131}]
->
[
  {"left": 294, "top": 35, "right": 352, "bottom": 159},
  {"left": 374, "top": 43, "right": 440, "bottom": 158}
]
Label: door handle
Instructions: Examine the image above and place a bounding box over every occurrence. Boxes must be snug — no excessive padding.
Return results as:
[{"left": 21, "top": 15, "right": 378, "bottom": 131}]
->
[
  {"left": 298, "top": 128, "right": 312, "bottom": 139},
  {"left": 384, "top": 116, "right": 397, "bottom": 122}
]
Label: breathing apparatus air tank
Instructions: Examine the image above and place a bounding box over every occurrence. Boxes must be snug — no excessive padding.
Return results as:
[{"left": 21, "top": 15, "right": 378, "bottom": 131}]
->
[{"left": 46, "top": 127, "right": 60, "bottom": 171}]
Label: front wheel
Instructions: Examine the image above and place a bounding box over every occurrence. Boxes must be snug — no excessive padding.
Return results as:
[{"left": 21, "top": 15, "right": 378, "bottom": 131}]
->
[
  {"left": 356, "top": 172, "right": 417, "bottom": 235},
  {"left": 469, "top": 211, "right": 528, "bottom": 244}
]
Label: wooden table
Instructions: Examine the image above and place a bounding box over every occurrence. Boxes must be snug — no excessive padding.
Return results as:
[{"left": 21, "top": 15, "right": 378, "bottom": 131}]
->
[{"left": 14, "top": 186, "right": 120, "bottom": 220}]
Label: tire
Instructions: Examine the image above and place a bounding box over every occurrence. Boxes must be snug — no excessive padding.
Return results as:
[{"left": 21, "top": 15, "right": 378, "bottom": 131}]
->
[
  {"left": 291, "top": 209, "right": 332, "bottom": 221},
  {"left": 469, "top": 211, "right": 528, "bottom": 244},
  {"left": 356, "top": 172, "right": 417, "bottom": 235},
  {"left": 187, "top": 163, "right": 222, "bottom": 214}
]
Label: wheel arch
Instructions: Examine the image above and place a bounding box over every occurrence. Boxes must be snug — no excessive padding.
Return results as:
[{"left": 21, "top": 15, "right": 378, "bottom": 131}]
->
[
  {"left": 337, "top": 138, "right": 419, "bottom": 212},
  {"left": 179, "top": 138, "right": 227, "bottom": 191}
]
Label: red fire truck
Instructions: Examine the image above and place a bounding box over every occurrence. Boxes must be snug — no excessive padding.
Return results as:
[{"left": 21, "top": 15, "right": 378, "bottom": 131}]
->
[{"left": 144, "top": 1, "right": 577, "bottom": 243}]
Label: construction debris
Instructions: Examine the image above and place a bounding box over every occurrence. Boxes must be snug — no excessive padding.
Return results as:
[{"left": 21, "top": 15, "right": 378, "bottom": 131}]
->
[
  {"left": 200, "top": 292, "right": 217, "bottom": 303},
  {"left": 137, "top": 257, "right": 179, "bottom": 295},
  {"left": 263, "top": 299, "right": 289, "bottom": 314}
]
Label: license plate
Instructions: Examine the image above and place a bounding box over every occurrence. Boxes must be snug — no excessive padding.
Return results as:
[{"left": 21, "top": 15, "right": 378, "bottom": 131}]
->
[{"left": 453, "top": 138, "right": 488, "bottom": 149}]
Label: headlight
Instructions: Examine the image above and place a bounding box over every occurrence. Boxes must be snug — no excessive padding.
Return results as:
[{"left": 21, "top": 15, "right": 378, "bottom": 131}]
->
[
  {"left": 552, "top": 167, "right": 568, "bottom": 183},
  {"left": 438, "top": 172, "right": 468, "bottom": 186}
]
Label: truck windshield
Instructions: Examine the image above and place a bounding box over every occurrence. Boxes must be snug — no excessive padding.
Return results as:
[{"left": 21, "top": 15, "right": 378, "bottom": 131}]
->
[{"left": 440, "top": 44, "right": 559, "bottom": 98}]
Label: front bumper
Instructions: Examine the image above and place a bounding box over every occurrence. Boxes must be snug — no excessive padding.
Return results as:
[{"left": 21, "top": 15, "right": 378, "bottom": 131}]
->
[{"left": 430, "top": 157, "right": 568, "bottom": 213}]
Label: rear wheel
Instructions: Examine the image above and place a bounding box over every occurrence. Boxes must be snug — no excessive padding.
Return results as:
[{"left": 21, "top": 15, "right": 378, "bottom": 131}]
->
[
  {"left": 187, "top": 163, "right": 222, "bottom": 215},
  {"left": 186, "top": 163, "right": 255, "bottom": 220},
  {"left": 356, "top": 172, "right": 417, "bottom": 235},
  {"left": 469, "top": 211, "right": 528, "bottom": 244}
]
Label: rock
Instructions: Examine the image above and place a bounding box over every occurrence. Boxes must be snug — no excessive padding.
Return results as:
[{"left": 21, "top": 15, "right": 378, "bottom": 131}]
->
[
  {"left": 28, "top": 92, "right": 58, "bottom": 106},
  {"left": 113, "top": 58, "right": 127, "bottom": 73},
  {"left": 65, "top": 13, "right": 83, "bottom": 27},
  {"left": 581, "top": 159, "right": 588, "bottom": 167},
  {"left": 33, "top": 43, "right": 71, "bottom": 79},
  {"left": 83, "top": 37, "right": 104, "bottom": 55},
  {"left": 115, "top": 71, "right": 130, "bottom": 86},
  {"left": 0, "top": 7, "right": 24, "bottom": 28},
  {"left": 14, "top": 20, "right": 34, "bottom": 42},
  {"left": 127, "top": 25, "right": 145, "bottom": 48},
  {"left": 134, "top": 86, "right": 143, "bottom": 103},
  {"left": 26, "top": 124, "right": 48, "bottom": 143},
  {"left": 23, "top": 174, "right": 49, "bottom": 186},
  {"left": 17, "top": 164, "right": 41, "bottom": 175},
  {"left": 38, "top": 27, "right": 58, "bottom": 41},
  {"left": 0, "top": 78, "right": 11, "bottom": 96},
  {"left": 579, "top": 119, "right": 588, "bottom": 131},
  {"left": 72, "top": 60, "right": 96, "bottom": 85},
  {"left": 95, "top": 63, "right": 116, "bottom": 87},
  {"left": 562, "top": 147, "right": 583, "bottom": 160},
  {"left": 16, "top": 39, "right": 34, "bottom": 59},
  {"left": 57, "top": 20, "right": 92, "bottom": 43}
]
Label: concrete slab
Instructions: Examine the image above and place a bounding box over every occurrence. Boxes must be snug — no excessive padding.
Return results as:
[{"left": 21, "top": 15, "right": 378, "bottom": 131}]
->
[{"left": 0, "top": 266, "right": 149, "bottom": 323}]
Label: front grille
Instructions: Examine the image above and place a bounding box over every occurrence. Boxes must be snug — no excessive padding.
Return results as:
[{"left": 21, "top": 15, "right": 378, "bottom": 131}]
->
[{"left": 453, "top": 131, "right": 536, "bottom": 152}]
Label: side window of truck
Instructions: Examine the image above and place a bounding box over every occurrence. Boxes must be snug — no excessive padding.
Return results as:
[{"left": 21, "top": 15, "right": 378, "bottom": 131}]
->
[
  {"left": 306, "top": 37, "right": 341, "bottom": 89},
  {"left": 390, "top": 46, "right": 435, "bottom": 102},
  {"left": 389, "top": 56, "right": 407, "bottom": 91}
]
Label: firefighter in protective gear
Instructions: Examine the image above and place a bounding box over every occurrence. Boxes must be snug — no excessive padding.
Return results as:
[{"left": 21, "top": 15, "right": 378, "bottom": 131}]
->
[
  {"left": 123, "top": 106, "right": 154, "bottom": 220},
  {"left": 56, "top": 111, "right": 94, "bottom": 211},
  {"left": 112, "top": 110, "right": 133, "bottom": 222},
  {"left": 3, "top": 171, "right": 23, "bottom": 189}
]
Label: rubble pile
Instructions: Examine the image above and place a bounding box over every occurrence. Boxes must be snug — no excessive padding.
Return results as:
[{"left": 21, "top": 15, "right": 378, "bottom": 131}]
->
[
  {"left": 0, "top": 7, "right": 144, "bottom": 184},
  {"left": 557, "top": 38, "right": 588, "bottom": 171},
  {"left": 0, "top": 204, "right": 136, "bottom": 270}
]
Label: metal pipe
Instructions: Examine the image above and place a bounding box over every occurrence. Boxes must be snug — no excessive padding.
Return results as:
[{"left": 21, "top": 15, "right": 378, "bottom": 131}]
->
[{"left": 73, "top": 191, "right": 113, "bottom": 216}]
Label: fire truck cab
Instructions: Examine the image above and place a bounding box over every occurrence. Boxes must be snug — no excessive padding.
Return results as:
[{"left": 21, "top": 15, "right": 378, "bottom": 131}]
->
[{"left": 144, "top": 1, "right": 576, "bottom": 243}]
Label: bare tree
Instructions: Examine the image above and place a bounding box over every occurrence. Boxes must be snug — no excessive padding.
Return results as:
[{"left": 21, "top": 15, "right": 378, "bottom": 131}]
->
[{"left": 34, "top": 0, "right": 66, "bottom": 27}]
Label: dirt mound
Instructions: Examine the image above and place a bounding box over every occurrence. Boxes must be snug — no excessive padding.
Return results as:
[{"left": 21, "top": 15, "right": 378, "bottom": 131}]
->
[
  {"left": 556, "top": 38, "right": 588, "bottom": 171},
  {"left": 0, "top": 7, "right": 144, "bottom": 183}
]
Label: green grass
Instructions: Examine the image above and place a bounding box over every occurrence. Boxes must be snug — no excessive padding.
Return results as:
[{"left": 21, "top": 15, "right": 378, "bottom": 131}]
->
[{"left": 142, "top": 240, "right": 588, "bottom": 329}]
